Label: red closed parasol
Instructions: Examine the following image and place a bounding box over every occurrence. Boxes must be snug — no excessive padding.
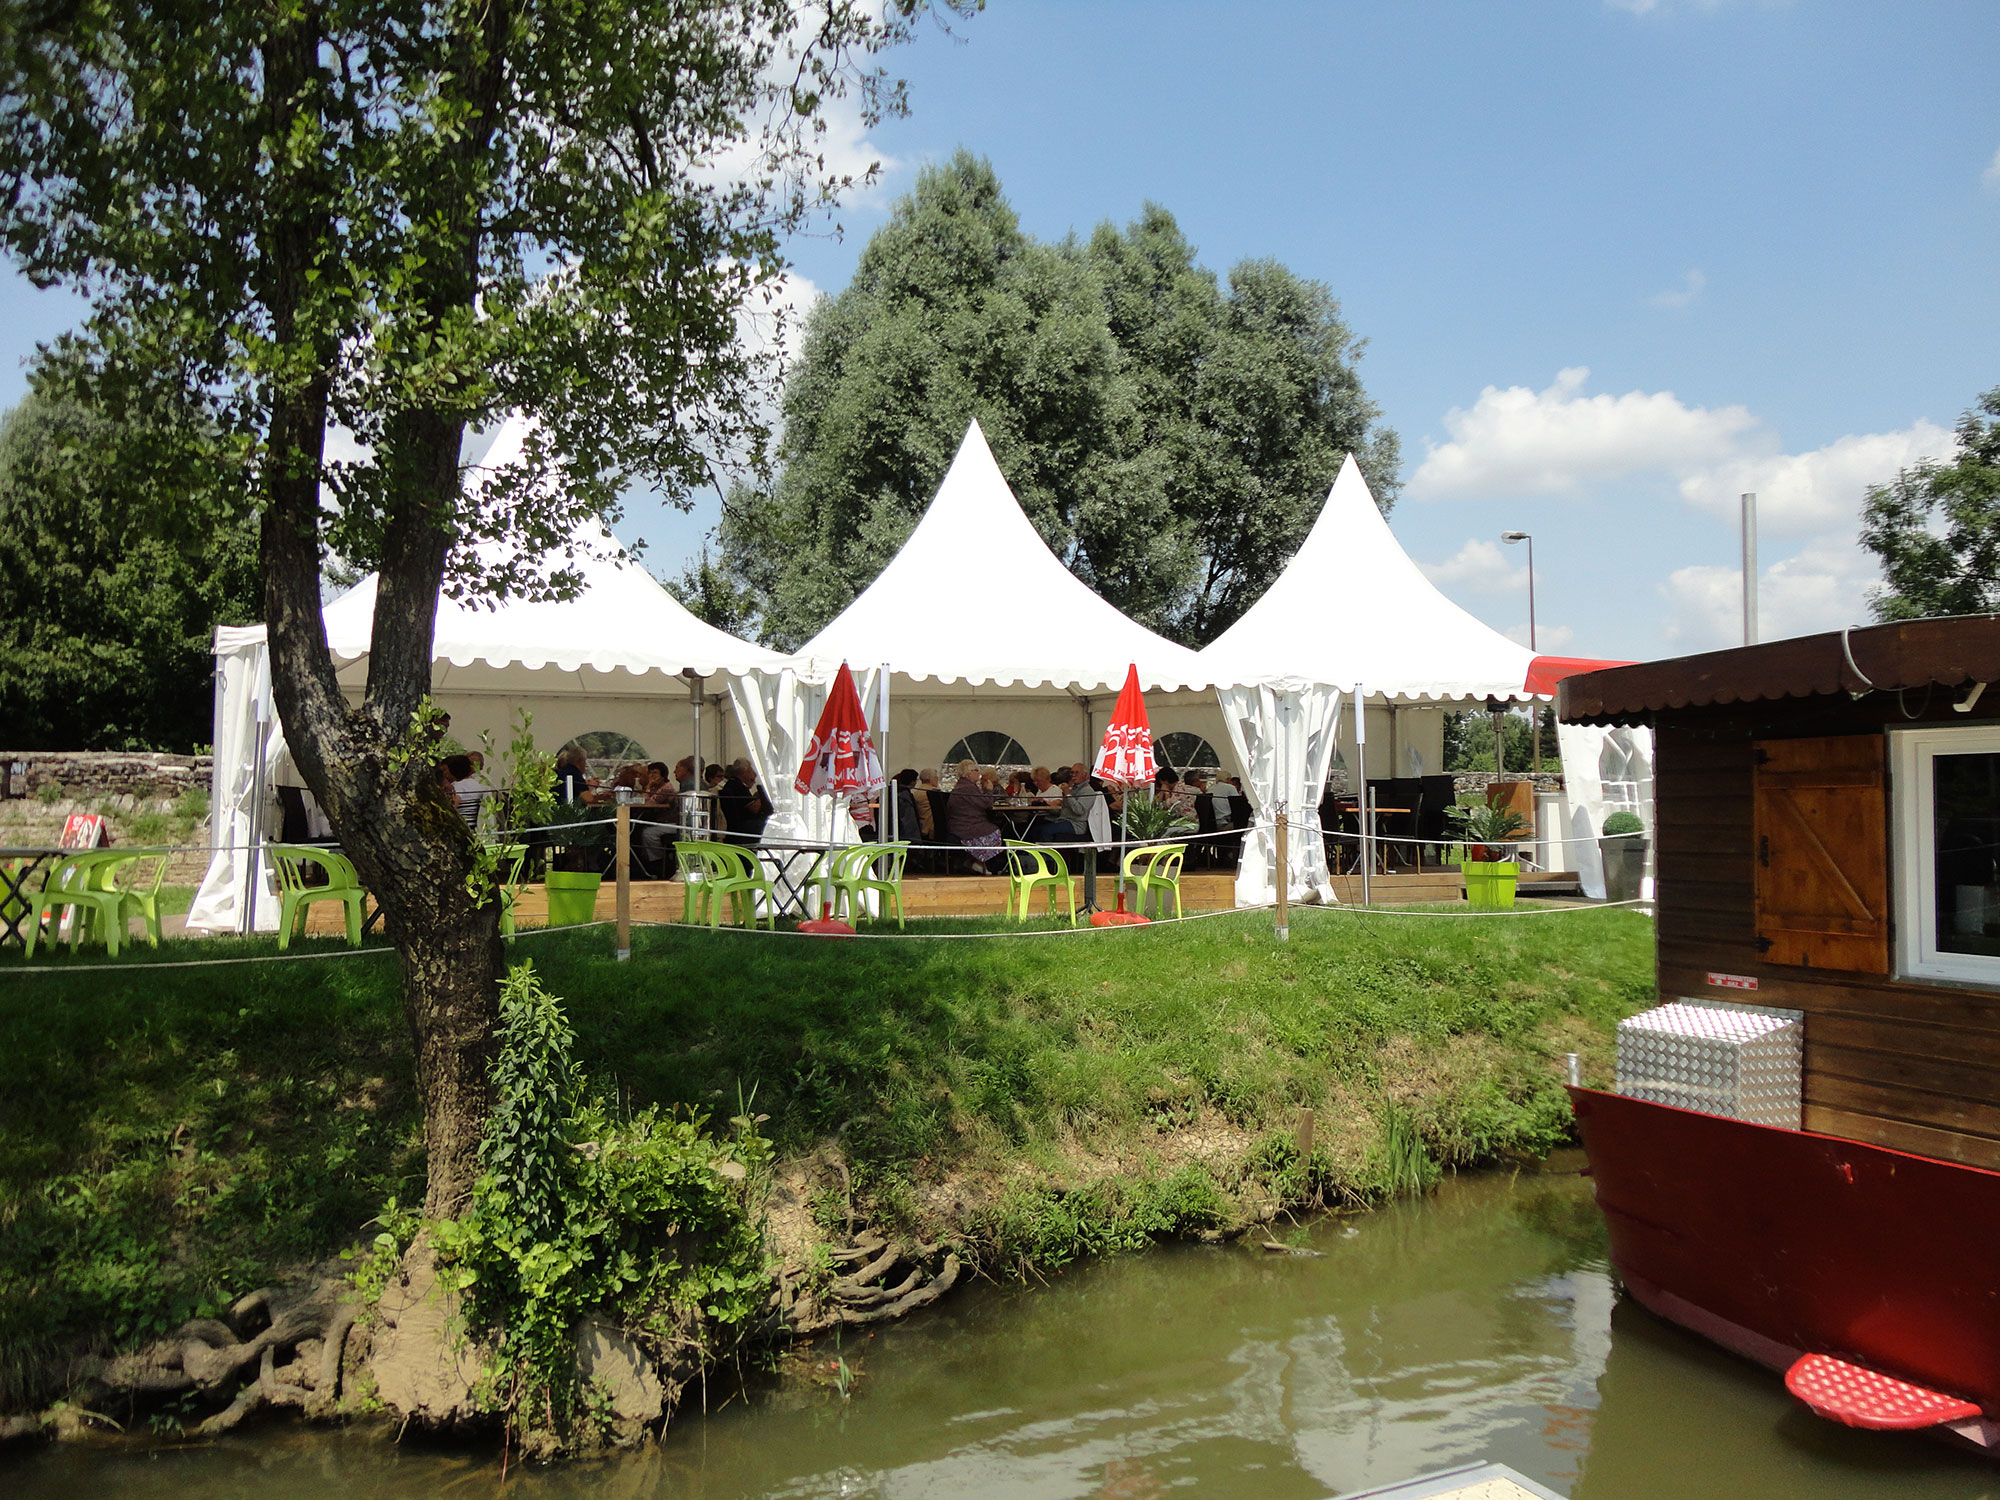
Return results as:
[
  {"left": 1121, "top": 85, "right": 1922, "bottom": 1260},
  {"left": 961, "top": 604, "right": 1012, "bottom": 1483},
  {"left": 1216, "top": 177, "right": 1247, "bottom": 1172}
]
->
[
  {"left": 794, "top": 662, "right": 885, "bottom": 798},
  {"left": 1092, "top": 664, "right": 1158, "bottom": 789}
]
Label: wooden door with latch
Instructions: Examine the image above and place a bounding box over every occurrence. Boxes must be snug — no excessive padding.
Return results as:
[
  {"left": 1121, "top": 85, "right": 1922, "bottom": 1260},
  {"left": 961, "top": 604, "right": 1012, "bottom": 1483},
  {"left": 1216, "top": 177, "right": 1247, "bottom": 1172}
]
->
[{"left": 1752, "top": 735, "right": 1889, "bottom": 973}]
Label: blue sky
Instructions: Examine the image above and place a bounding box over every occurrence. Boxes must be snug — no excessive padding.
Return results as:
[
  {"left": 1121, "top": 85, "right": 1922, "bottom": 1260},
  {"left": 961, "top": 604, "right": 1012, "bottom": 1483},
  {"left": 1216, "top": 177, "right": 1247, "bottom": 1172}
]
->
[{"left": 0, "top": 0, "right": 1994, "bottom": 661}]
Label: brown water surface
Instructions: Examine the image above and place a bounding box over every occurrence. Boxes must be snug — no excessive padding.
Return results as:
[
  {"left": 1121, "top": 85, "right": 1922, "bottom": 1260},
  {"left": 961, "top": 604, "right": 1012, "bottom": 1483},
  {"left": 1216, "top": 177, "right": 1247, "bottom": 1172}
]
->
[{"left": 7, "top": 1165, "right": 1995, "bottom": 1498}]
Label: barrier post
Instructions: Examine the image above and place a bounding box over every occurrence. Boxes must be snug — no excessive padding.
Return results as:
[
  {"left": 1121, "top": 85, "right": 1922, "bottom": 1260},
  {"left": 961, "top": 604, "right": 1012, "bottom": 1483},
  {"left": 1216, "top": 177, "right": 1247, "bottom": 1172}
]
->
[
  {"left": 1274, "top": 808, "right": 1290, "bottom": 942},
  {"left": 615, "top": 804, "right": 631, "bottom": 961}
]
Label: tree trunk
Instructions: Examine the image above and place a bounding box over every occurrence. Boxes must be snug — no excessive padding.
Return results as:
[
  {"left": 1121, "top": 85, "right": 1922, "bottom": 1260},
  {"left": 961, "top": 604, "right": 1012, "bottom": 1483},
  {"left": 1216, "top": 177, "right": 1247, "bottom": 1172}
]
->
[{"left": 250, "top": 14, "right": 512, "bottom": 1222}]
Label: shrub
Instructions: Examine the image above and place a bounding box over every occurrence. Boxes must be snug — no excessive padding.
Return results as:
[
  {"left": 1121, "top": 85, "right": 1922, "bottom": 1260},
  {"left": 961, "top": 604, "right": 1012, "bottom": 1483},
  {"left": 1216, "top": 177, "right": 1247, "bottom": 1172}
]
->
[
  {"left": 430, "top": 963, "right": 768, "bottom": 1454},
  {"left": 1601, "top": 811, "right": 1644, "bottom": 837}
]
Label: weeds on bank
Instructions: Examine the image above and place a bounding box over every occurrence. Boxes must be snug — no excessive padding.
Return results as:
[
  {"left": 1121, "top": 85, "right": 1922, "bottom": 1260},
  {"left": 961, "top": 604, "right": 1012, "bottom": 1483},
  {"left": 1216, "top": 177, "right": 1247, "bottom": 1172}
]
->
[{"left": 0, "top": 908, "right": 1653, "bottom": 1407}]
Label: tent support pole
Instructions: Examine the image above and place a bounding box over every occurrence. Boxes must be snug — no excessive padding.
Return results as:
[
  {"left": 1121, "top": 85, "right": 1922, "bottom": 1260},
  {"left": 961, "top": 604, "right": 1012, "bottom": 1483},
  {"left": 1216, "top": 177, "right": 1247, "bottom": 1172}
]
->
[
  {"left": 615, "top": 804, "right": 631, "bottom": 961},
  {"left": 1274, "top": 809, "right": 1289, "bottom": 941}
]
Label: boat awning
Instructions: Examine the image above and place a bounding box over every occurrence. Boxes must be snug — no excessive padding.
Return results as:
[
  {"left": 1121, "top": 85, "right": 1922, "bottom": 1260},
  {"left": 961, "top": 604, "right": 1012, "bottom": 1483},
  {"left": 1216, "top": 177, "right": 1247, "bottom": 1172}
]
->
[{"left": 1559, "top": 616, "right": 2000, "bottom": 726}]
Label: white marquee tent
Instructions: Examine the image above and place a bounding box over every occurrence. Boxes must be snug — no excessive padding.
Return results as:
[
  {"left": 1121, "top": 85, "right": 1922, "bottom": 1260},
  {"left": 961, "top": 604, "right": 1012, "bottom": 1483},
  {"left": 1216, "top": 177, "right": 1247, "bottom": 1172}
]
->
[
  {"left": 1198, "top": 452, "right": 1651, "bottom": 898},
  {"left": 188, "top": 418, "right": 786, "bottom": 933}
]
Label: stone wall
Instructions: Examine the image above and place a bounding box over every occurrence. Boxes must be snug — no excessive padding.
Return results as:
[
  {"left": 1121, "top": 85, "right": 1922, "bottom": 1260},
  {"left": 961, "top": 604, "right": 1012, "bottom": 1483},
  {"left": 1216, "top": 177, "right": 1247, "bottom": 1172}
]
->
[{"left": 1, "top": 750, "right": 212, "bottom": 802}]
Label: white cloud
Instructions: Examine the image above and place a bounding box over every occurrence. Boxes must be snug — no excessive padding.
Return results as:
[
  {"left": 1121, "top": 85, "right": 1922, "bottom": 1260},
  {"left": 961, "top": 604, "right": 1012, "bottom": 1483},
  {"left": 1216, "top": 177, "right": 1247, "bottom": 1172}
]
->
[
  {"left": 1984, "top": 147, "right": 2000, "bottom": 190},
  {"left": 1650, "top": 269, "right": 1706, "bottom": 309},
  {"left": 1408, "top": 367, "right": 1758, "bottom": 499},
  {"left": 1419, "top": 538, "right": 1528, "bottom": 594},
  {"left": 1676, "top": 419, "right": 1955, "bottom": 536},
  {"left": 1505, "top": 622, "right": 1576, "bottom": 650},
  {"left": 1661, "top": 536, "right": 1889, "bottom": 651}
]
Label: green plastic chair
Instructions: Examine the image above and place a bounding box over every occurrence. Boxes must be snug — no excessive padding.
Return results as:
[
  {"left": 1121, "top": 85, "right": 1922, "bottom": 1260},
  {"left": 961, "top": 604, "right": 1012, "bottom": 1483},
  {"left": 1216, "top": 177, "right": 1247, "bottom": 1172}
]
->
[
  {"left": 1120, "top": 842, "right": 1187, "bottom": 921},
  {"left": 673, "top": 841, "right": 775, "bottom": 929},
  {"left": 1004, "top": 840, "right": 1077, "bottom": 926},
  {"left": 22, "top": 852, "right": 135, "bottom": 957},
  {"left": 268, "top": 844, "right": 368, "bottom": 950},
  {"left": 491, "top": 842, "right": 532, "bottom": 940},
  {"left": 821, "top": 842, "right": 909, "bottom": 928},
  {"left": 106, "top": 850, "right": 170, "bottom": 947}
]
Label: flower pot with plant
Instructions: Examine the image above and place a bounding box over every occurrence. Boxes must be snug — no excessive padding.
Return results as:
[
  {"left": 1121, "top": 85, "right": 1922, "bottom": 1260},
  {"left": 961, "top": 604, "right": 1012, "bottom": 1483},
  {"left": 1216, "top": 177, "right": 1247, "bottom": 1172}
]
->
[
  {"left": 1448, "top": 802, "right": 1529, "bottom": 909},
  {"left": 1598, "top": 809, "right": 1649, "bottom": 903}
]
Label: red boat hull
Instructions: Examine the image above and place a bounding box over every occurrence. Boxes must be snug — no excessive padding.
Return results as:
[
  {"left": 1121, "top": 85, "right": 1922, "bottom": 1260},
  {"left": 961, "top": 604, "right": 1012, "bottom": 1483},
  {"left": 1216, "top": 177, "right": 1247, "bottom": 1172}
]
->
[{"left": 1569, "top": 1086, "right": 2000, "bottom": 1434}]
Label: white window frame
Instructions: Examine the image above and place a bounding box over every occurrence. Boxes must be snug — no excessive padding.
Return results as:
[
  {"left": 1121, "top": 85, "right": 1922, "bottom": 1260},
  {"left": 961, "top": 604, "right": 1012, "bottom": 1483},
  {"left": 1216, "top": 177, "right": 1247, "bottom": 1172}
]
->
[{"left": 1891, "top": 723, "right": 2000, "bottom": 985}]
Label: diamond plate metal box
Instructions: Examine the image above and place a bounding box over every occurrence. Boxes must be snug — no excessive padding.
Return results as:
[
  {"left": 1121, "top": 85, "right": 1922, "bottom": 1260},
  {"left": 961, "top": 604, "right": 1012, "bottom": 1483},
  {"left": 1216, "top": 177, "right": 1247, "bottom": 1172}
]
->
[{"left": 1615, "top": 996, "right": 1803, "bottom": 1128}]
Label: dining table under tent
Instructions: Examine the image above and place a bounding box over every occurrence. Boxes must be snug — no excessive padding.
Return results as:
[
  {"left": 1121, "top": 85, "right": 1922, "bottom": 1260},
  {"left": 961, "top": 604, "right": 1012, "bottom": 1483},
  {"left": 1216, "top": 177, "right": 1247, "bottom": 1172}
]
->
[
  {"left": 1195, "top": 452, "right": 1647, "bottom": 899},
  {"left": 738, "top": 421, "right": 1249, "bottom": 853},
  {"left": 186, "top": 418, "right": 787, "bottom": 934}
]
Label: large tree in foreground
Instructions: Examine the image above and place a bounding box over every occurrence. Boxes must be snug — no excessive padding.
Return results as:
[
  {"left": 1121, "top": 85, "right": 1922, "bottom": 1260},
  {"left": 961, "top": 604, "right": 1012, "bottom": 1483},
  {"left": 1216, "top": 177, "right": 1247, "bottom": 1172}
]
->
[
  {"left": 716, "top": 153, "right": 1400, "bottom": 647},
  {"left": 1862, "top": 386, "right": 2000, "bottom": 622},
  {"left": 0, "top": 0, "right": 933, "bottom": 1216}
]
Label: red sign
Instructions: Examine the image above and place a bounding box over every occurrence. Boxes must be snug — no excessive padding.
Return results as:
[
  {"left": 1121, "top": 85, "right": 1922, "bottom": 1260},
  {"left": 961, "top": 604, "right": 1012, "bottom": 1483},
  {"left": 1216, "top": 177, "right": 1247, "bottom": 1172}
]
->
[
  {"left": 1707, "top": 971, "right": 1759, "bottom": 991},
  {"left": 59, "top": 813, "right": 107, "bottom": 850}
]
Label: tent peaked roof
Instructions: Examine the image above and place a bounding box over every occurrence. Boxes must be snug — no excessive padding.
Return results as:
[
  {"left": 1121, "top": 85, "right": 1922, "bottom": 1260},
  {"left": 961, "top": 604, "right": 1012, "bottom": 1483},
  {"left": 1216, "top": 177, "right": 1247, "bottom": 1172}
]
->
[
  {"left": 1199, "top": 453, "right": 1545, "bottom": 702},
  {"left": 794, "top": 420, "right": 1210, "bottom": 691},
  {"left": 315, "top": 415, "right": 785, "bottom": 684}
]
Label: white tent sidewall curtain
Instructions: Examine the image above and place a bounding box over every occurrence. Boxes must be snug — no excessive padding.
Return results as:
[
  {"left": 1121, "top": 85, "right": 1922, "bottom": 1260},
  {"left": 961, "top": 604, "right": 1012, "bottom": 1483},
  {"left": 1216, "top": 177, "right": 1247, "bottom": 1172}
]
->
[
  {"left": 186, "top": 631, "right": 282, "bottom": 934},
  {"left": 1217, "top": 682, "right": 1342, "bottom": 908},
  {"left": 1554, "top": 721, "right": 1656, "bottom": 901}
]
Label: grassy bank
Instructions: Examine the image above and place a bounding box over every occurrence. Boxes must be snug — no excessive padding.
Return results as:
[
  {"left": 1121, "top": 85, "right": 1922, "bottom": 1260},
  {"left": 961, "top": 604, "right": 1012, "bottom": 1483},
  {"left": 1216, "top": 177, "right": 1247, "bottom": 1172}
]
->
[{"left": 0, "top": 906, "right": 1653, "bottom": 1408}]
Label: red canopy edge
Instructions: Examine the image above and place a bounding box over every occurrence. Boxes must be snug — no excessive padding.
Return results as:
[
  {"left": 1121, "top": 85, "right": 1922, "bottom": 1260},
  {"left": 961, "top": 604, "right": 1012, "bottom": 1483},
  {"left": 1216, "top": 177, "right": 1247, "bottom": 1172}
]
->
[{"left": 1524, "top": 655, "right": 1635, "bottom": 697}]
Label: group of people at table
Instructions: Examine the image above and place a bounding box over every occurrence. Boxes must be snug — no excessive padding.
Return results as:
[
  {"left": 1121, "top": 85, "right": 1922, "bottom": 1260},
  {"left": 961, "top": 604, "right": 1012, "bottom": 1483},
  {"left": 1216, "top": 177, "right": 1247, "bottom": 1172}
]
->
[{"left": 436, "top": 747, "right": 1249, "bottom": 878}]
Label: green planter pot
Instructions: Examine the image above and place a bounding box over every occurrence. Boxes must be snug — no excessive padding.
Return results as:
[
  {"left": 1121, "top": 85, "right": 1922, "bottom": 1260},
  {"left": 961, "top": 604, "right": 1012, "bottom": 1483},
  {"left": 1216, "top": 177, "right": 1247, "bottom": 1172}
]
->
[
  {"left": 1461, "top": 860, "right": 1519, "bottom": 911},
  {"left": 543, "top": 870, "right": 602, "bottom": 927}
]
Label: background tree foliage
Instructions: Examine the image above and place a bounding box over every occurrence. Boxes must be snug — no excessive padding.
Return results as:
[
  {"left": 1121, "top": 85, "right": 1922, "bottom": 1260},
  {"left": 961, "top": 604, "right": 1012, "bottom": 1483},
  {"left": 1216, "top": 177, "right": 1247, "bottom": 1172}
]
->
[
  {"left": 0, "top": 372, "right": 259, "bottom": 751},
  {"left": 716, "top": 152, "right": 1401, "bottom": 647},
  {"left": 1862, "top": 386, "right": 2000, "bottom": 621}
]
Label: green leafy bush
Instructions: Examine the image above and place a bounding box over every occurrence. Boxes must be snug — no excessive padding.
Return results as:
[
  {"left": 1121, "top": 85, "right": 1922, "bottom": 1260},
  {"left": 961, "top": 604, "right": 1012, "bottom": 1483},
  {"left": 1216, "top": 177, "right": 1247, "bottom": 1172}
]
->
[
  {"left": 1601, "top": 811, "right": 1644, "bottom": 837},
  {"left": 432, "top": 964, "right": 767, "bottom": 1453},
  {"left": 1118, "top": 791, "right": 1195, "bottom": 841}
]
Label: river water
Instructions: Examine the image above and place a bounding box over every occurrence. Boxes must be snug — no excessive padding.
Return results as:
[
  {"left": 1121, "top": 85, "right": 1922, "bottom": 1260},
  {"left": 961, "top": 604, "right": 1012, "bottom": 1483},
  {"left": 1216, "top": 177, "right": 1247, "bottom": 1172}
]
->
[{"left": 9, "top": 1162, "right": 1997, "bottom": 1498}]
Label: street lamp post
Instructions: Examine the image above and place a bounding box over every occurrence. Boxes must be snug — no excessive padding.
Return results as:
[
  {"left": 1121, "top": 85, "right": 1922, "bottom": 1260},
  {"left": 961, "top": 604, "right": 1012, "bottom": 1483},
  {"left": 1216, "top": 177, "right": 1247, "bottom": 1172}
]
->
[{"left": 1502, "top": 531, "right": 1538, "bottom": 774}]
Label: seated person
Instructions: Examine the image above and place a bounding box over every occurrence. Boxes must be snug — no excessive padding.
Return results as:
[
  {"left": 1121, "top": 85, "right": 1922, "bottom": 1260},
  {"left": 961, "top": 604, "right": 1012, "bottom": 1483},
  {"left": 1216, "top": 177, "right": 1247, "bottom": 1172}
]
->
[
  {"left": 634, "top": 762, "right": 681, "bottom": 877},
  {"left": 893, "top": 769, "right": 924, "bottom": 843},
  {"left": 718, "top": 758, "right": 771, "bottom": 845},
  {"left": 1026, "top": 765, "right": 1062, "bottom": 808},
  {"left": 673, "top": 755, "right": 698, "bottom": 793},
  {"left": 946, "top": 758, "right": 1005, "bottom": 869},
  {"left": 445, "top": 753, "right": 492, "bottom": 827},
  {"left": 849, "top": 788, "right": 878, "bottom": 842},
  {"left": 1153, "top": 766, "right": 1194, "bottom": 818},
  {"left": 554, "top": 746, "right": 594, "bottom": 805},
  {"left": 1034, "top": 766, "right": 1086, "bottom": 842}
]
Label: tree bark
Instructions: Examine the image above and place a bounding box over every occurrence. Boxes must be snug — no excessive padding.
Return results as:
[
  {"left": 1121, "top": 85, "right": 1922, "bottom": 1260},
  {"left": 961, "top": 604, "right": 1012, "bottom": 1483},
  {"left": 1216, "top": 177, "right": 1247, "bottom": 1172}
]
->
[{"left": 255, "top": 18, "right": 505, "bottom": 1221}]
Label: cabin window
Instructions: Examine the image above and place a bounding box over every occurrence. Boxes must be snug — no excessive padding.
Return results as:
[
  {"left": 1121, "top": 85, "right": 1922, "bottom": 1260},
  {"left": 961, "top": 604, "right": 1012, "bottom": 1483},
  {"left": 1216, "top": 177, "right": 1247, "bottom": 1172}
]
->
[{"left": 1893, "top": 725, "right": 2000, "bottom": 984}]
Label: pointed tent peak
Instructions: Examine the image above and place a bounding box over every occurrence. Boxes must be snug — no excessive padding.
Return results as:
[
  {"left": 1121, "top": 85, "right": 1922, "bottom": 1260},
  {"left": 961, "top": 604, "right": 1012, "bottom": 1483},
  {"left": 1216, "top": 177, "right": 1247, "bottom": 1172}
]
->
[
  {"left": 1199, "top": 452, "right": 1546, "bottom": 702},
  {"left": 796, "top": 421, "right": 1211, "bottom": 692}
]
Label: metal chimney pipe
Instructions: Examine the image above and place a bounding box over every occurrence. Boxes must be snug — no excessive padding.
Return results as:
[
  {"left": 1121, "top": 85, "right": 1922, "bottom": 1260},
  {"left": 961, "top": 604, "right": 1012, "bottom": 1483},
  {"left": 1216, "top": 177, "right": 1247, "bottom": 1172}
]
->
[{"left": 1742, "top": 492, "right": 1758, "bottom": 646}]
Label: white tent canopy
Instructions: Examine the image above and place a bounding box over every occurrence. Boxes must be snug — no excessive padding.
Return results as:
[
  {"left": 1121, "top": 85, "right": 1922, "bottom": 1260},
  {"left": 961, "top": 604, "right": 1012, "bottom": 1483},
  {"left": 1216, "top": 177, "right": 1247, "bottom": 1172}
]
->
[
  {"left": 1199, "top": 453, "right": 1542, "bottom": 704},
  {"left": 188, "top": 416, "right": 784, "bottom": 933},
  {"left": 793, "top": 422, "right": 1212, "bottom": 694}
]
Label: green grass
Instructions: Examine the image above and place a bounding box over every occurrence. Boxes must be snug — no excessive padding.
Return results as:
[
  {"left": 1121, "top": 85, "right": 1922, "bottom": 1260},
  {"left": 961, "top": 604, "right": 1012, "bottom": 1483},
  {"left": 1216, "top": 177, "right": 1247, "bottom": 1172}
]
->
[{"left": 0, "top": 905, "right": 1654, "bottom": 1407}]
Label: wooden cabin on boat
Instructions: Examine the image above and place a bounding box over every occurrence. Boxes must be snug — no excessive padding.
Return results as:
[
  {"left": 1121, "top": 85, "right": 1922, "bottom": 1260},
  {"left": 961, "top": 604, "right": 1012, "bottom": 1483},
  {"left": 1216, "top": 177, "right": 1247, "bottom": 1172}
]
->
[{"left": 1558, "top": 615, "right": 2000, "bottom": 1445}]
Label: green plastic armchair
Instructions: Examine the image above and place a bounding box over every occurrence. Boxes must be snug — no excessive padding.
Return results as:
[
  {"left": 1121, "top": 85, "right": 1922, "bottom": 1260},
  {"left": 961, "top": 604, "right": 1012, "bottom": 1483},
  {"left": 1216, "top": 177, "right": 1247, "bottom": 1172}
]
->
[
  {"left": 107, "top": 850, "right": 170, "bottom": 947},
  {"left": 268, "top": 844, "right": 368, "bottom": 949},
  {"left": 491, "top": 843, "right": 532, "bottom": 940},
  {"left": 22, "top": 851, "right": 134, "bottom": 957},
  {"left": 821, "top": 842, "right": 909, "bottom": 928},
  {"left": 1120, "top": 842, "right": 1186, "bottom": 921},
  {"left": 674, "top": 841, "right": 775, "bottom": 929},
  {"left": 1004, "top": 840, "right": 1077, "bottom": 926}
]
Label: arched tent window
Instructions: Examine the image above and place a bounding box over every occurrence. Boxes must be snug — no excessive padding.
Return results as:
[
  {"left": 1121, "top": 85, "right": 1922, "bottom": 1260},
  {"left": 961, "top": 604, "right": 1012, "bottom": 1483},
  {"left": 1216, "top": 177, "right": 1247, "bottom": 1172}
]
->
[
  {"left": 1155, "top": 732, "right": 1223, "bottom": 776},
  {"left": 943, "top": 730, "right": 1031, "bottom": 768},
  {"left": 571, "top": 729, "right": 648, "bottom": 776}
]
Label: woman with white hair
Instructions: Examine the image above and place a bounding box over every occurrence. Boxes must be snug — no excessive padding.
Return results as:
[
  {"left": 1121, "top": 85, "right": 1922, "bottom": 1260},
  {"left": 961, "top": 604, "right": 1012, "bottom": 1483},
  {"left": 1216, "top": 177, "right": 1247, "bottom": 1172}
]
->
[{"left": 945, "top": 758, "right": 1004, "bottom": 871}]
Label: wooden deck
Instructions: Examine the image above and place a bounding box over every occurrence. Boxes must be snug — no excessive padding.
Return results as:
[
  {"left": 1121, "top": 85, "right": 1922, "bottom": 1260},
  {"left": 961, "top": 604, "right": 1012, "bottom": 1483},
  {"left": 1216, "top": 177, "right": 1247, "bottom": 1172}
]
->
[{"left": 304, "top": 865, "right": 1478, "bottom": 934}]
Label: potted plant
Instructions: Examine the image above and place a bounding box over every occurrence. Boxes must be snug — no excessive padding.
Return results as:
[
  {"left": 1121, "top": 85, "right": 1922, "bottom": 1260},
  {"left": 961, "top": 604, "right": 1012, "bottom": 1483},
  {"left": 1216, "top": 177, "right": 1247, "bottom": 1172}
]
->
[
  {"left": 542, "top": 800, "right": 610, "bottom": 925},
  {"left": 1448, "top": 802, "right": 1529, "bottom": 910},
  {"left": 497, "top": 712, "right": 600, "bottom": 926},
  {"left": 1599, "top": 810, "right": 1649, "bottom": 903}
]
